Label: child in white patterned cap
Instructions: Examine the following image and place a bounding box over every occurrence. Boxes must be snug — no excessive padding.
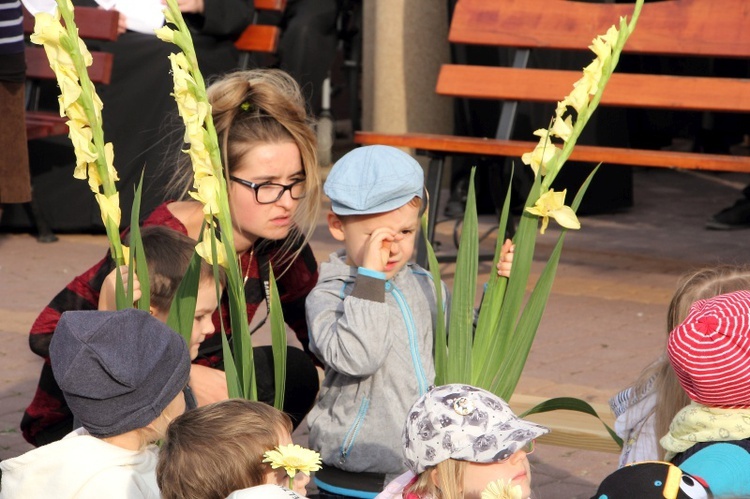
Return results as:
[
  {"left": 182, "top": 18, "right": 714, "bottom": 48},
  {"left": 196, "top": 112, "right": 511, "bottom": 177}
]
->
[{"left": 379, "top": 383, "right": 549, "bottom": 499}]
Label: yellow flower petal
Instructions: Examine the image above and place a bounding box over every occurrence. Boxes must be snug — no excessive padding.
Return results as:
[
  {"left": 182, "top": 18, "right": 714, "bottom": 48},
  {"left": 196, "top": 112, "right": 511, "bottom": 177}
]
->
[
  {"left": 30, "top": 12, "right": 67, "bottom": 47},
  {"left": 550, "top": 112, "right": 574, "bottom": 142},
  {"left": 481, "top": 479, "right": 523, "bottom": 499},
  {"left": 195, "top": 227, "right": 229, "bottom": 268},
  {"left": 95, "top": 192, "right": 121, "bottom": 227},
  {"left": 154, "top": 25, "right": 175, "bottom": 43},
  {"left": 189, "top": 175, "right": 221, "bottom": 217},
  {"left": 521, "top": 129, "right": 560, "bottom": 177}
]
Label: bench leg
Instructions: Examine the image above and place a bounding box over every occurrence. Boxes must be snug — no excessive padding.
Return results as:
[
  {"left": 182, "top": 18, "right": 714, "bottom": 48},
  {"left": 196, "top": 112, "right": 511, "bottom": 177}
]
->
[{"left": 416, "top": 155, "right": 444, "bottom": 268}]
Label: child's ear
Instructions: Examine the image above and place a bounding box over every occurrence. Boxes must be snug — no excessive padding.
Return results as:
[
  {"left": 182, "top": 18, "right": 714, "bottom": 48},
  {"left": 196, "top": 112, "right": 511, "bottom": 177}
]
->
[
  {"left": 429, "top": 468, "right": 440, "bottom": 488},
  {"left": 327, "top": 212, "right": 346, "bottom": 242}
]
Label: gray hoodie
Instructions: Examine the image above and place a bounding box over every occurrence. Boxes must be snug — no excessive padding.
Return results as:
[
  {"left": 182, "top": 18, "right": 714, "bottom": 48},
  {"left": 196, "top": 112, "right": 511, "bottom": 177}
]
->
[{"left": 306, "top": 250, "right": 445, "bottom": 478}]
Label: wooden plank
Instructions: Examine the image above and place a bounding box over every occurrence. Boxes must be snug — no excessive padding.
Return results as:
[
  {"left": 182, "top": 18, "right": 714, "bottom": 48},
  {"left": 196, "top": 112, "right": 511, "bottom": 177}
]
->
[
  {"left": 450, "top": 0, "right": 750, "bottom": 59},
  {"left": 234, "top": 25, "right": 280, "bottom": 54},
  {"left": 354, "top": 131, "right": 750, "bottom": 173},
  {"left": 509, "top": 393, "right": 620, "bottom": 454},
  {"left": 23, "top": 6, "right": 119, "bottom": 41},
  {"left": 437, "top": 65, "right": 750, "bottom": 113},
  {"left": 254, "top": 0, "right": 286, "bottom": 11},
  {"left": 26, "top": 47, "right": 115, "bottom": 84}
]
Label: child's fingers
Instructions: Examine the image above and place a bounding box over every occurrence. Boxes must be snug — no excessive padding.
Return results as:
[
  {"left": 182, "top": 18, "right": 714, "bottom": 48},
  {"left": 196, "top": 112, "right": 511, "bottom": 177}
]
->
[{"left": 497, "top": 238, "right": 514, "bottom": 277}]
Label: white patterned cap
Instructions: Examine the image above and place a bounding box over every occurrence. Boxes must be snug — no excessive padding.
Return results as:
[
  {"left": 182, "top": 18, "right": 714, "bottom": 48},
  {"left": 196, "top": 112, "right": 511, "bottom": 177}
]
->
[{"left": 402, "top": 384, "right": 549, "bottom": 474}]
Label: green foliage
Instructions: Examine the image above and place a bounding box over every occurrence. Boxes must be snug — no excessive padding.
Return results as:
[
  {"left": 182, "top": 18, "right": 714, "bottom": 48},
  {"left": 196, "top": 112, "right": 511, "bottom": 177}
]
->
[{"left": 269, "top": 265, "right": 287, "bottom": 410}]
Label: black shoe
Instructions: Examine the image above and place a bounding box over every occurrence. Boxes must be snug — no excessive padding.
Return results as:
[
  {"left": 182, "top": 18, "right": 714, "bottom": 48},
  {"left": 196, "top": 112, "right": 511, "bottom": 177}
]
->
[{"left": 706, "top": 198, "right": 750, "bottom": 230}]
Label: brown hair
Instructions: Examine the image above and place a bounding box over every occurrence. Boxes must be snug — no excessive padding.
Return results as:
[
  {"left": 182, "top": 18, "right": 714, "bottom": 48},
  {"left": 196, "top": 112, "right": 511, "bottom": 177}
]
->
[
  {"left": 157, "top": 398, "right": 293, "bottom": 499},
  {"left": 169, "top": 69, "right": 321, "bottom": 265},
  {"left": 628, "top": 265, "right": 750, "bottom": 455},
  {"left": 404, "top": 460, "right": 466, "bottom": 499},
  {"left": 126, "top": 226, "right": 224, "bottom": 312}
]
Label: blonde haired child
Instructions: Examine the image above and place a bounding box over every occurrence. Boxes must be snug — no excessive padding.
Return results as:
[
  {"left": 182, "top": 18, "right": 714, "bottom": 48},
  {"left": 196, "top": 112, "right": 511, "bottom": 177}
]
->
[
  {"left": 611, "top": 265, "right": 750, "bottom": 466},
  {"left": 379, "top": 383, "right": 548, "bottom": 499},
  {"left": 157, "top": 398, "right": 311, "bottom": 498}
]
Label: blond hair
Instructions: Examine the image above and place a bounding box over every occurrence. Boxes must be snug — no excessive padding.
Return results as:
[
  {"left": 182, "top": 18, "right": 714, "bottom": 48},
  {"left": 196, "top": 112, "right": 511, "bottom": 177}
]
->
[
  {"left": 169, "top": 69, "right": 321, "bottom": 267},
  {"left": 404, "top": 460, "right": 466, "bottom": 499},
  {"left": 157, "top": 399, "right": 293, "bottom": 499},
  {"left": 628, "top": 265, "right": 750, "bottom": 455}
]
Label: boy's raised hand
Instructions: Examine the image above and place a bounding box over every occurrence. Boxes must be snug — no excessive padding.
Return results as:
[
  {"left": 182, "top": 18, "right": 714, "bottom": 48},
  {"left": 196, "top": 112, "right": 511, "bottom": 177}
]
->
[
  {"left": 497, "top": 238, "right": 514, "bottom": 278},
  {"left": 98, "top": 265, "right": 142, "bottom": 311},
  {"left": 362, "top": 227, "right": 400, "bottom": 273}
]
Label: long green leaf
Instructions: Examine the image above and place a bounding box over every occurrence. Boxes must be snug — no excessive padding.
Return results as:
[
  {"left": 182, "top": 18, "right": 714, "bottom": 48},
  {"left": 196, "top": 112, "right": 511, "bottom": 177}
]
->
[
  {"left": 221, "top": 324, "right": 242, "bottom": 398},
  {"left": 268, "top": 265, "right": 287, "bottom": 410},
  {"left": 472, "top": 165, "right": 514, "bottom": 378},
  {"left": 421, "top": 213, "right": 447, "bottom": 385},
  {"left": 446, "top": 169, "right": 478, "bottom": 383},
  {"left": 167, "top": 251, "right": 202, "bottom": 347},
  {"left": 129, "top": 173, "right": 150, "bottom": 312},
  {"left": 520, "top": 397, "right": 623, "bottom": 448},
  {"left": 473, "top": 179, "right": 541, "bottom": 390}
]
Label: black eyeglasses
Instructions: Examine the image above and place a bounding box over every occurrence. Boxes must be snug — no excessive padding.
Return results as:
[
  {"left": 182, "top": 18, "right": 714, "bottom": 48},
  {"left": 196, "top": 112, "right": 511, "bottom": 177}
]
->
[{"left": 229, "top": 175, "right": 307, "bottom": 204}]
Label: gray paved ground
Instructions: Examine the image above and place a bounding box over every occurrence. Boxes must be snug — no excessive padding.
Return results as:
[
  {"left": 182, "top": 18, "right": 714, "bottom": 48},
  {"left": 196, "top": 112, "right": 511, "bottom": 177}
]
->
[{"left": 2, "top": 166, "right": 749, "bottom": 498}]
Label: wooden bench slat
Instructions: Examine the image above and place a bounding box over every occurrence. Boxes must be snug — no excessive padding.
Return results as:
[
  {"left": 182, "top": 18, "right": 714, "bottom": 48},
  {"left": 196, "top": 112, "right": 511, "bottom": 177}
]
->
[
  {"left": 254, "top": 0, "right": 286, "bottom": 11},
  {"left": 234, "top": 25, "right": 281, "bottom": 54},
  {"left": 450, "top": 0, "right": 750, "bottom": 59},
  {"left": 25, "top": 47, "right": 115, "bottom": 84},
  {"left": 355, "top": 131, "right": 750, "bottom": 173},
  {"left": 438, "top": 65, "right": 750, "bottom": 114}
]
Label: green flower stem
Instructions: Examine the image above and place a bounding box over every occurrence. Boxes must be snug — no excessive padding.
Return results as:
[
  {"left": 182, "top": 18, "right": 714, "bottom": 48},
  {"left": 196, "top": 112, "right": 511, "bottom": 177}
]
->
[
  {"left": 56, "top": 0, "right": 124, "bottom": 265},
  {"left": 542, "top": 0, "right": 644, "bottom": 191},
  {"left": 160, "top": 0, "right": 256, "bottom": 400}
]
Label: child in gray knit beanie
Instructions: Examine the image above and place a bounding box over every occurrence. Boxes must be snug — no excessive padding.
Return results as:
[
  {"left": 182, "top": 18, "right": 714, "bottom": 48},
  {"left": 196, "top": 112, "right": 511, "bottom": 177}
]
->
[{"left": 0, "top": 309, "right": 191, "bottom": 499}]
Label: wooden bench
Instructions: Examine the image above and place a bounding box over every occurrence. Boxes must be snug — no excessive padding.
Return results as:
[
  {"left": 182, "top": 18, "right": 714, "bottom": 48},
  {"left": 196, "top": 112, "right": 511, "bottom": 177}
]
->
[
  {"left": 355, "top": 0, "right": 750, "bottom": 266},
  {"left": 234, "top": 0, "right": 286, "bottom": 68},
  {"left": 23, "top": 6, "right": 119, "bottom": 140}
]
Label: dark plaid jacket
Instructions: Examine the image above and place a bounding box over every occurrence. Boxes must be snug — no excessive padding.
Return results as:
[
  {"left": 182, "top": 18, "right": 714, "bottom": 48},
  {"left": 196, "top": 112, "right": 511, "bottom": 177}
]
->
[{"left": 21, "top": 202, "right": 318, "bottom": 445}]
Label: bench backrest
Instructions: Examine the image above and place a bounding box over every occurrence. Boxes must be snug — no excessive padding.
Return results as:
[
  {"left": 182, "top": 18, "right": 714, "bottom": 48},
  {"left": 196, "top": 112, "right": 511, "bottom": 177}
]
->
[{"left": 442, "top": 0, "right": 750, "bottom": 114}]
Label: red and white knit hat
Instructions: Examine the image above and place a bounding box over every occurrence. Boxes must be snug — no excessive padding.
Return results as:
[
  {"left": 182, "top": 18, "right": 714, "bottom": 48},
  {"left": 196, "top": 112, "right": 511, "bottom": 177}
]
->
[{"left": 667, "top": 289, "right": 750, "bottom": 408}]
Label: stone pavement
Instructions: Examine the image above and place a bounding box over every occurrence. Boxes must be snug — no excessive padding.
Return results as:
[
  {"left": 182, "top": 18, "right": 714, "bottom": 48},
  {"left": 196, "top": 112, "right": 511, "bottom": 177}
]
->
[{"left": 2, "top": 166, "right": 750, "bottom": 498}]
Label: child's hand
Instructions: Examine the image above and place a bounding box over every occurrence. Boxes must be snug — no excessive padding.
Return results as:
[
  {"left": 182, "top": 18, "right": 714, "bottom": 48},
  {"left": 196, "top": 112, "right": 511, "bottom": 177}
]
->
[
  {"left": 98, "top": 265, "right": 142, "bottom": 311},
  {"left": 189, "top": 364, "right": 228, "bottom": 406},
  {"left": 361, "top": 227, "right": 401, "bottom": 273},
  {"left": 497, "top": 238, "right": 514, "bottom": 278}
]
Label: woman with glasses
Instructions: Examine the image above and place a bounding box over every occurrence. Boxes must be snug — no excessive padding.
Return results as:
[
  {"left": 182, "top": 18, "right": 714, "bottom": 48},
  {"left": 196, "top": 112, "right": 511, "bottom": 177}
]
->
[{"left": 22, "top": 69, "right": 323, "bottom": 447}]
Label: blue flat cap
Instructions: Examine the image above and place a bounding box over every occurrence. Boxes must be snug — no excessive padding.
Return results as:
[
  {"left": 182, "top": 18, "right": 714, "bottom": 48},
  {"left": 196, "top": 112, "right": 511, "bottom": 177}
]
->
[{"left": 324, "top": 145, "right": 424, "bottom": 215}]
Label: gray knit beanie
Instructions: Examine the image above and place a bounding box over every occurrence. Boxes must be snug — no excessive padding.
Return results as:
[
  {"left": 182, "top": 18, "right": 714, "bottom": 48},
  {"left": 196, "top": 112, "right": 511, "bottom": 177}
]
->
[{"left": 50, "top": 309, "right": 191, "bottom": 438}]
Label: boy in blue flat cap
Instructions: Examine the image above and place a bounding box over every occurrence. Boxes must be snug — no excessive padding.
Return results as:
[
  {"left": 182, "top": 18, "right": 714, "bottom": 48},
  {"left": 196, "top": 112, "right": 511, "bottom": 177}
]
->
[{"left": 305, "top": 145, "right": 447, "bottom": 494}]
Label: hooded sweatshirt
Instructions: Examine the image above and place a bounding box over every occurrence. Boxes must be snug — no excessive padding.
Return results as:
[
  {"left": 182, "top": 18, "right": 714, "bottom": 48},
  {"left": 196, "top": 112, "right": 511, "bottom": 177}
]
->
[
  {"left": 0, "top": 427, "right": 160, "bottom": 499},
  {"left": 306, "top": 250, "right": 445, "bottom": 479}
]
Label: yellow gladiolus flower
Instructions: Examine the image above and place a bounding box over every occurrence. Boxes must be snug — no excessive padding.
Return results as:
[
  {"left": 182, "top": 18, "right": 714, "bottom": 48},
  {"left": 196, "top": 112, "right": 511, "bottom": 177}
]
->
[
  {"left": 525, "top": 188, "right": 581, "bottom": 234},
  {"left": 263, "top": 444, "right": 322, "bottom": 478},
  {"left": 521, "top": 129, "right": 561, "bottom": 177},
  {"left": 195, "top": 227, "right": 229, "bottom": 268},
  {"left": 562, "top": 84, "right": 590, "bottom": 114},
  {"left": 481, "top": 479, "right": 523, "bottom": 499},
  {"left": 95, "top": 191, "right": 121, "bottom": 227}
]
